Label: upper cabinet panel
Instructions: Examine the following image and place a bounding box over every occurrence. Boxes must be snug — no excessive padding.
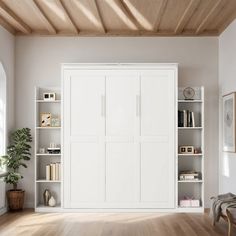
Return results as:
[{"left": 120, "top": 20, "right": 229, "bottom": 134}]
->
[
  {"left": 141, "top": 69, "right": 176, "bottom": 136},
  {"left": 68, "top": 73, "right": 105, "bottom": 136},
  {"left": 106, "top": 73, "right": 139, "bottom": 136}
]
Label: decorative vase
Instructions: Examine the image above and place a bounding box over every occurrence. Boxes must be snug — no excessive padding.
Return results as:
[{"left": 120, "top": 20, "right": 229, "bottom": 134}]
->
[
  {"left": 48, "top": 196, "right": 56, "bottom": 207},
  {"left": 43, "top": 189, "right": 51, "bottom": 206}
]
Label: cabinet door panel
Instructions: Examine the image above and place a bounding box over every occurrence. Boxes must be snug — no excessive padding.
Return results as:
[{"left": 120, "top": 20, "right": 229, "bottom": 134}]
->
[
  {"left": 70, "top": 75, "right": 105, "bottom": 136},
  {"left": 141, "top": 142, "right": 174, "bottom": 206},
  {"left": 106, "top": 75, "right": 139, "bottom": 136},
  {"left": 140, "top": 70, "right": 176, "bottom": 208},
  {"left": 64, "top": 71, "right": 105, "bottom": 208},
  {"left": 106, "top": 143, "right": 138, "bottom": 203},
  {"left": 70, "top": 142, "right": 104, "bottom": 204},
  {"left": 141, "top": 71, "right": 175, "bottom": 136}
]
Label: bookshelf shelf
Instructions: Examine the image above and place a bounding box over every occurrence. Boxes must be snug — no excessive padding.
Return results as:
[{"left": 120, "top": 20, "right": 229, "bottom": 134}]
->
[
  {"left": 35, "top": 87, "right": 62, "bottom": 212},
  {"left": 177, "top": 206, "right": 203, "bottom": 213},
  {"left": 36, "top": 127, "right": 61, "bottom": 129},
  {"left": 35, "top": 204, "right": 62, "bottom": 213},
  {"left": 36, "top": 180, "right": 61, "bottom": 183},
  {"left": 36, "top": 204, "right": 61, "bottom": 208},
  {"left": 36, "top": 153, "right": 61, "bottom": 156},
  {"left": 177, "top": 87, "right": 204, "bottom": 213},
  {"left": 178, "top": 127, "right": 202, "bottom": 130},
  {"left": 178, "top": 100, "right": 203, "bottom": 103},
  {"left": 178, "top": 154, "right": 202, "bottom": 157},
  {"left": 36, "top": 100, "right": 61, "bottom": 103}
]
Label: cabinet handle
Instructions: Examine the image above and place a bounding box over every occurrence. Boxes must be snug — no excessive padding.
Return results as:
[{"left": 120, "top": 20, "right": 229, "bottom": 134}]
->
[
  {"left": 101, "top": 95, "right": 105, "bottom": 117},
  {"left": 136, "top": 95, "right": 141, "bottom": 117}
]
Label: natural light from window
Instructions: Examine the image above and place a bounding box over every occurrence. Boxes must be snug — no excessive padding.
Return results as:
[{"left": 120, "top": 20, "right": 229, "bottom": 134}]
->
[{"left": 0, "top": 63, "right": 6, "bottom": 174}]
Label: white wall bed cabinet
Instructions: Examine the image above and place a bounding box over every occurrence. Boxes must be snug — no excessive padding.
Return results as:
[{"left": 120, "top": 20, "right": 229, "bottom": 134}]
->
[{"left": 62, "top": 64, "right": 177, "bottom": 211}]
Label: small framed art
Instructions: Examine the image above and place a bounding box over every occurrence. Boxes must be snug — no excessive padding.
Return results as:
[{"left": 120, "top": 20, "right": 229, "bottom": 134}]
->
[
  {"left": 43, "top": 93, "right": 56, "bottom": 101},
  {"left": 40, "top": 113, "right": 51, "bottom": 127},
  {"left": 51, "top": 117, "right": 60, "bottom": 127},
  {"left": 223, "top": 92, "right": 236, "bottom": 152}
]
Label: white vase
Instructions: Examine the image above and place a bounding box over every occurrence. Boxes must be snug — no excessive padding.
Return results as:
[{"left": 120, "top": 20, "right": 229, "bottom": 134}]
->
[{"left": 48, "top": 196, "right": 56, "bottom": 207}]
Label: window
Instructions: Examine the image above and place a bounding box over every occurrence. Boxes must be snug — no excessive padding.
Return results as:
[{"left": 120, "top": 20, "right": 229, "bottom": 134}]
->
[{"left": 0, "top": 63, "right": 6, "bottom": 173}]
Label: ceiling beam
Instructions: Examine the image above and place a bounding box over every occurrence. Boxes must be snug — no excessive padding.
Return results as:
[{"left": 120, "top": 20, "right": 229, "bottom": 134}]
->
[
  {"left": 59, "top": 0, "right": 79, "bottom": 34},
  {"left": 94, "top": 0, "right": 107, "bottom": 33},
  {"left": 154, "top": 0, "right": 168, "bottom": 31},
  {"left": 31, "top": 0, "right": 57, "bottom": 34},
  {"left": 119, "top": 0, "right": 144, "bottom": 30},
  {"left": 16, "top": 29, "right": 219, "bottom": 37},
  {"left": 0, "top": 15, "right": 16, "bottom": 34},
  {"left": 196, "top": 0, "right": 226, "bottom": 34},
  {"left": 175, "top": 0, "right": 200, "bottom": 34},
  {"left": 0, "top": 0, "right": 31, "bottom": 34}
]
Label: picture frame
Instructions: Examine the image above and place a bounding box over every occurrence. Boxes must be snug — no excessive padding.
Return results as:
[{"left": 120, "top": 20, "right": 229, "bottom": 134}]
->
[
  {"left": 223, "top": 93, "right": 236, "bottom": 152},
  {"left": 43, "top": 93, "right": 56, "bottom": 101},
  {"left": 51, "top": 117, "right": 60, "bottom": 127},
  {"left": 40, "top": 113, "right": 51, "bottom": 127}
]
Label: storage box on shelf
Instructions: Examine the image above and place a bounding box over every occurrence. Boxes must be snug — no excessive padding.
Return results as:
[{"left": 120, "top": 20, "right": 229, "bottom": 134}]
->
[
  {"left": 177, "top": 87, "right": 204, "bottom": 212},
  {"left": 35, "top": 87, "right": 62, "bottom": 212}
]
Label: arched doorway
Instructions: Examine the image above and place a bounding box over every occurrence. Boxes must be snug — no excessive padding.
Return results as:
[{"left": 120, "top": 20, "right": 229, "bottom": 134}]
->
[{"left": 0, "top": 63, "right": 6, "bottom": 171}]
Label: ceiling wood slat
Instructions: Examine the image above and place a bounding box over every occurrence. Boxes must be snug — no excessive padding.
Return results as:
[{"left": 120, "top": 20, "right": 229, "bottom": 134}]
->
[
  {"left": 0, "top": 14, "right": 15, "bottom": 34},
  {"left": 175, "top": 0, "right": 200, "bottom": 34},
  {"left": 154, "top": 0, "right": 168, "bottom": 32},
  {"left": 118, "top": 0, "right": 139, "bottom": 30},
  {"left": 120, "top": 0, "right": 144, "bottom": 30},
  {"left": 31, "top": 0, "right": 57, "bottom": 34},
  {"left": 0, "top": 0, "right": 31, "bottom": 34},
  {"left": 59, "top": 0, "right": 79, "bottom": 34},
  {"left": 196, "top": 0, "right": 227, "bottom": 34},
  {"left": 94, "top": 0, "right": 107, "bottom": 33}
]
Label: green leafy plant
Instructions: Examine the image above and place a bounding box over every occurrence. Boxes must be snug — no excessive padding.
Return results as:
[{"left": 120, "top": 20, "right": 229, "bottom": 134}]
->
[{"left": 0, "top": 128, "right": 32, "bottom": 190}]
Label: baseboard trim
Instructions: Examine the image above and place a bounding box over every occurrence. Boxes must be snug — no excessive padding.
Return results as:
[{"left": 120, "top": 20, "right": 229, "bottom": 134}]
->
[{"left": 0, "top": 207, "right": 7, "bottom": 216}]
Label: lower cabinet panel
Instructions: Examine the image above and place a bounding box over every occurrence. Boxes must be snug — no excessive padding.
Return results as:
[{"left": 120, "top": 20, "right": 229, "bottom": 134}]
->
[
  {"left": 141, "top": 142, "right": 175, "bottom": 208},
  {"left": 106, "top": 143, "right": 138, "bottom": 204},
  {"left": 69, "top": 142, "right": 104, "bottom": 207}
]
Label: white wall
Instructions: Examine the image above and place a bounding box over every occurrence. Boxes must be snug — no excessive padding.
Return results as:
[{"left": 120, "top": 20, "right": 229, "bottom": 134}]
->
[
  {"left": 15, "top": 36, "right": 219, "bottom": 208},
  {"left": 0, "top": 26, "right": 15, "bottom": 145},
  {"left": 219, "top": 19, "right": 236, "bottom": 194}
]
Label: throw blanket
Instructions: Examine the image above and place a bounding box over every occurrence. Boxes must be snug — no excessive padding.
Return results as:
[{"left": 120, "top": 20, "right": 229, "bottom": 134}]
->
[{"left": 210, "top": 192, "right": 236, "bottom": 225}]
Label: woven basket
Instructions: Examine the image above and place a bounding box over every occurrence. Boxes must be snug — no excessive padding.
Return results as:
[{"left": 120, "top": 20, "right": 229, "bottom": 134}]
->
[{"left": 7, "top": 190, "right": 25, "bottom": 211}]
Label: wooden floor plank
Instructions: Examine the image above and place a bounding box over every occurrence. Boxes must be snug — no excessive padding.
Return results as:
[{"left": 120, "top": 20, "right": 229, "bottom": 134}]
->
[{"left": 0, "top": 210, "right": 234, "bottom": 236}]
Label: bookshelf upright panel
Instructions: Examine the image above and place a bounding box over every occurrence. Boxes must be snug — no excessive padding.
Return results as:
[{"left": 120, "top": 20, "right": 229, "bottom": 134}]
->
[{"left": 177, "top": 87, "right": 204, "bottom": 212}]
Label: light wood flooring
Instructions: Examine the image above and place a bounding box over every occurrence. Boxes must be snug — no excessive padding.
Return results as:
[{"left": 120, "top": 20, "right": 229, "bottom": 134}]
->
[{"left": 0, "top": 210, "right": 234, "bottom": 236}]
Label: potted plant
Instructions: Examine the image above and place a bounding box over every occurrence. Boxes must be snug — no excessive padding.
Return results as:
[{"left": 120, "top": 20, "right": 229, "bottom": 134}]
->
[{"left": 0, "top": 128, "right": 32, "bottom": 210}]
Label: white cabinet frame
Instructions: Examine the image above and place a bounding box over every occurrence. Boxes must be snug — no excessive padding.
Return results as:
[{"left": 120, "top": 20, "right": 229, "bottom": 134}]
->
[{"left": 62, "top": 63, "right": 178, "bottom": 211}]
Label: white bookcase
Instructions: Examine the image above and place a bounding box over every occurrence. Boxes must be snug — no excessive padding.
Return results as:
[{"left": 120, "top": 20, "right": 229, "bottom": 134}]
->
[
  {"left": 177, "top": 87, "right": 204, "bottom": 212},
  {"left": 34, "top": 87, "right": 62, "bottom": 212}
]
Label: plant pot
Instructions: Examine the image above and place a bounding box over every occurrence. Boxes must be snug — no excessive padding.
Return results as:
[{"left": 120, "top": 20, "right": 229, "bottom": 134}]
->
[{"left": 7, "top": 189, "right": 25, "bottom": 211}]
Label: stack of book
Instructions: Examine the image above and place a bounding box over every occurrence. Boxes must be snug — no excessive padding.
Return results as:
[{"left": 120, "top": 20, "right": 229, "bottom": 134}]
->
[
  {"left": 180, "top": 197, "right": 200, "bottom": 207},
  {"left": 179, "top": 171, "right": 200, "bottom": 181},
  {"left": 46, "top": 162, "right": 61, "bottom": 181},
  {"left": 178, "top": 110, "right": 195, "bottom": 127}
]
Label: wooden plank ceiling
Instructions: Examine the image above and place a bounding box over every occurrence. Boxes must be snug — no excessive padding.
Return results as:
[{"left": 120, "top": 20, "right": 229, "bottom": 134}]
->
[{"left": 0, "top": 0, "right": 236, "bottom": 36}]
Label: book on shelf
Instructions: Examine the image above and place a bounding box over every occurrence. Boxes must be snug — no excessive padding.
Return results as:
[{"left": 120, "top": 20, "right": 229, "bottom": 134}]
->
[
  {"left": 46, "top": 162, "right": 61, "bottom": 181},
  {"left": 179, "top": 171, "right": 200, "bottom": 181},
  {"left": 178, "top": 110, "right": 195, "bottom": 127},
  {"left": 46, "top": 165, "right": 50, "bottom": 180}
]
